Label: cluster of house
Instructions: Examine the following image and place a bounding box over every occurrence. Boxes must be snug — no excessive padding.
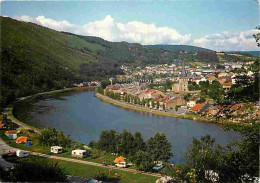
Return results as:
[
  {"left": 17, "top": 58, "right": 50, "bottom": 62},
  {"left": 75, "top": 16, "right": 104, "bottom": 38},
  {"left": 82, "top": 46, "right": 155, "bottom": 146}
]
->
[
  {"left": 72, "top": 81, "right": 101, "bottom": 88},
  {"left": 104, "top": 84, "right": 186, "bottom": 111},
  {"left": 119, "top": 60, "right": 255, "bottom": 92},
  {"left": 188, "top": 97, "right": 260, "bottom": 121},
  {"left": 104, "top": 82, "right": 260, "bottom": 121}
]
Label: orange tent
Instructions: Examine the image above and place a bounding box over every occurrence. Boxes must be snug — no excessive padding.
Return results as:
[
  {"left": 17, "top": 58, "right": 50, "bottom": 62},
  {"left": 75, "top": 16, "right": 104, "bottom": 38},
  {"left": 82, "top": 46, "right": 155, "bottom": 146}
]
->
[
  {"left": 16, "top": 136, "right": 27, "bottom": 144},
  {"left": 0, "top": 123, "right": 4, "bottom": 129},
  {"left": 114, "top": 156, "right": 125, "bottom": 163},
  {"left": 5, "top": 130, "right": 16, "bottom": 136}
]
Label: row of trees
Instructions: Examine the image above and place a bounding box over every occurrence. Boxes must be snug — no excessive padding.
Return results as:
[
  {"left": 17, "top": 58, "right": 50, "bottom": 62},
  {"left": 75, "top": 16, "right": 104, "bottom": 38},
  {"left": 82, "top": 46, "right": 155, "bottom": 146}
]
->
[
  {"left": 37, "top": 127, "right": 83, "bottom": 148},
  {"left": 101, "top": 89, "right": 166, "bottom": 110},
  {"left": 90, "top": 130, "right": 172, "bottom": 171}
]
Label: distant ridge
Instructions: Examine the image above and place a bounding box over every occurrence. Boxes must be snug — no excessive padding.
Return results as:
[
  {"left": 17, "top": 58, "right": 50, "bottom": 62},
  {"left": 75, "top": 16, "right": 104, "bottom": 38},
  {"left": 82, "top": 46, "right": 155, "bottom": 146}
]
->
[
  {"left": 147, "top": 45, "right": 215, "bottom": 53},
  {"left": 226, "top": 51, "right": 259, "bottom": 56}
]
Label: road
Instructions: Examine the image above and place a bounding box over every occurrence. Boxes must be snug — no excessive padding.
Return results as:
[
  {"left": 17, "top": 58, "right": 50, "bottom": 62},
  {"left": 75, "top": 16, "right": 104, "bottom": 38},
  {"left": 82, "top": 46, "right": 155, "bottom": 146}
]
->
[{"left": 0, "top": 137, "right": 17, "bottom": 169}]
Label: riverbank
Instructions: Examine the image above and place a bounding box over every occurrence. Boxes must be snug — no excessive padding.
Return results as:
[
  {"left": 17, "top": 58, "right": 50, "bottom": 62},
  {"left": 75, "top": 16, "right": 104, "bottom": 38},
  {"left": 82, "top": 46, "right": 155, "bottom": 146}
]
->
[
  {"left": 95, "top": 93, "right": 221, "bottom": 124},
  {"left": 4, "top": 86, "right": 98, "bottom": 131}
]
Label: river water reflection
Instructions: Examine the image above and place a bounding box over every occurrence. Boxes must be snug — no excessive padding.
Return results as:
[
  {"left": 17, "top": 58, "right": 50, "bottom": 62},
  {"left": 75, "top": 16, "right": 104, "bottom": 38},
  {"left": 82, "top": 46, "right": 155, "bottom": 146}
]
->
[{"left": 14, "top": 91, "right": 240, "bottom": 163}]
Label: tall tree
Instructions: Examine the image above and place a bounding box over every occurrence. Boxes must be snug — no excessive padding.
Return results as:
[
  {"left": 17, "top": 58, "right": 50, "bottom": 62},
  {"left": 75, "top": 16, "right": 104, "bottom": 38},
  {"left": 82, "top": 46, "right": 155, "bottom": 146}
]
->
[{"left": 146, "top": 132, "right": 172, "bottom": 161}]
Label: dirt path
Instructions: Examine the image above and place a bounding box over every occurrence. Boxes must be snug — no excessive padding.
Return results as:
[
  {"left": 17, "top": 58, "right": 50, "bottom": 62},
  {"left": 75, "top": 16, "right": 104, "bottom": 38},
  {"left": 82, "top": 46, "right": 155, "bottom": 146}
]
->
[
  {"left": 0, "top": 137, "right": 161, "bottom": 177},
  {"left": 0, "top": 137, "right": 17, "bottom": 169}
]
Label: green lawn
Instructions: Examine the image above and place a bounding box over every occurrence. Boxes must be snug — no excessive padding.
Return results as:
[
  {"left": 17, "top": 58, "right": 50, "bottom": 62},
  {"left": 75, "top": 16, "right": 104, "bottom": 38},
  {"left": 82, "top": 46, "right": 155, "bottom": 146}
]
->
[
  {"left": 3, "top": 155, "right": 158, "bottom": 183},
  {"left": 1, "top": 130, "right": 158, "bottom": 182}
]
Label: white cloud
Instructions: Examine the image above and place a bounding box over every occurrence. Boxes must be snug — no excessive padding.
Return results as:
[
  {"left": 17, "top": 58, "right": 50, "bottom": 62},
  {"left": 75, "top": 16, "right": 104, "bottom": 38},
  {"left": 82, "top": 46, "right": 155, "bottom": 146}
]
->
[
  {"left": 14, "top": 15, "right": 192, "bottom": 45},
  {"left": 193, "top": 29, "right": 260, "bottom": 51},
  {"left": 11, "top": 15, "right": 260, "bottom": 51}
]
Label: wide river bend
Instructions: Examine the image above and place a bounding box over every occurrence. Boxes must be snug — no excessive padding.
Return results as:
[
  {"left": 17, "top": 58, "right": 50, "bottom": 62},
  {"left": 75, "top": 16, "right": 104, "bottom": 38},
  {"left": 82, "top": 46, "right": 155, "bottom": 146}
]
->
[{"left": 14, "top": 91, "right": 240, "bottom": 163}]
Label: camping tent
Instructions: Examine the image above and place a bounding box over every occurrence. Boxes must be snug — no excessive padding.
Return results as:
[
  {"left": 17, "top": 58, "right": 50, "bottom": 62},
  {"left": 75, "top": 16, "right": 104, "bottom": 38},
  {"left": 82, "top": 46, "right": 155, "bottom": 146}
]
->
[
  {"left": 16, "top": 136, "right": 27, "bottom": 144},
  {"left": 8, "top": 134, "right": 17, "bottom": 140},
  {"left": 5, "top": 130, "right": 16, "bottom": 136},
  {"left": 25, "top": 141, "right": 32, "bottom": 147},
  {"left": 114, "top": 156, "right": 125, "bottom": 163}
]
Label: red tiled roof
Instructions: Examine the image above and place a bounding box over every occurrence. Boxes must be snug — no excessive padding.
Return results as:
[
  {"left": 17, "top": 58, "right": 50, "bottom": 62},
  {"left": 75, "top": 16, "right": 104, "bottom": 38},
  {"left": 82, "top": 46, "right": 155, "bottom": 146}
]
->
[
  {"left": 191, "top": 103, "right": 204, "bottom": 111},
  {"left": 222, "top": 82, "right": 232, "bottom": 86}
]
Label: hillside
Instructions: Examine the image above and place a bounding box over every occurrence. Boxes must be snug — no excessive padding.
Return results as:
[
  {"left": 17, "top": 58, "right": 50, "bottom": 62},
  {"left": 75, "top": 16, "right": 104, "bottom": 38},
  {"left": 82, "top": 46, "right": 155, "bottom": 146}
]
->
[
  {"left": 226, "top": 51, "right": 259, "bottom": 56},
  {"left": 1, "top": 16, "right": 219, "bottom": 107},
  {"left": 70, "top": 34, "right": 219, "bottom": 64},
  {"left": 216, "top": 52, "right": 257, "bottom": 63},
  {"left": 147, "top": 45, "right": 214, "bottom": 53}
]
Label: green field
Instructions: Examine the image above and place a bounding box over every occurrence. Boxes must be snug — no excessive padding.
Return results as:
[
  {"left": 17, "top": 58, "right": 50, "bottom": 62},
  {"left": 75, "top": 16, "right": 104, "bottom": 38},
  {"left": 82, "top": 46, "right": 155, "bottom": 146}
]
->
[{"left": 0, "top": 130, "right": 157, "bottom": 182}]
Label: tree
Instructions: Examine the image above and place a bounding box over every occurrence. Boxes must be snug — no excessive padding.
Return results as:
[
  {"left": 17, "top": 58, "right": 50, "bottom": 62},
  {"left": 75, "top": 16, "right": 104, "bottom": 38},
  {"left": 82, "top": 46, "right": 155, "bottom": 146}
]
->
[
  {"left": 38, "top": 127, "right": 72, "bottom": 147},
  {"left": 134, "top": 97, "right": 137, "bottom": 104},
  {"left": 146, "top": 100, "right": 150, "bottom": 107},
  {"left": 97, "top": 87, "right": 104, "bottom": 94},
  {"left": 97, "top": 130, "right": 120, "bottom": 153},
  {"left": 227, "top": 74, "right": 258, "bottom": 102},
  {"left": 132, "top": 132, "right": 146, "bottom": 154},
  {"left": 132, "top": 150, "right": 153, "bottom": 171},
  {"left": 208, "top": 80, "right": 224, "bottom": 102},
  {"left": 253, "top": 26, "right": 260, "bottom": 47},
  {"left": 179, "top": 121, "right": 260, "bottom": 182},
  {"left": 146, "top": 132, "right": 172, "bottom": 161},
  {"left": 156, "top": 101, "right": 159, "bottom": 109},
  {"left": 1, "top": 157, "right": 66, "bottom": 182},
  {"left": 151, "top": 100, "right": 155, "bottom": 108},
  {"left": 184, "top": 135, "right": 222, "bottom": 182},
  {"left": 118, "top": 129, "right": 134, "bottom": 155},
  {"left": 184, "top": 93, "right": 192, "bottom": 102},
  {"left": 218, "top": 122, "right": 260, "bottom": 182},
  {"left": 142, "top": 98, "right": 146, "bottom": 106}
]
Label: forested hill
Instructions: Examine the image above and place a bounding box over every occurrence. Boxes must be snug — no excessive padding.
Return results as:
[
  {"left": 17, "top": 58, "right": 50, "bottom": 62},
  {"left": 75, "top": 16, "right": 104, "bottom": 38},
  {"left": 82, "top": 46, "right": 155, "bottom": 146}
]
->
[
  {"left": 147, "top": 45, "right": 214, "bottom": 53},
  {"left": 1, "top": 16, "right": 218, "bottom": 107},
  {"left": 67, "top": 33, "right": 219, "bottom": 64}
]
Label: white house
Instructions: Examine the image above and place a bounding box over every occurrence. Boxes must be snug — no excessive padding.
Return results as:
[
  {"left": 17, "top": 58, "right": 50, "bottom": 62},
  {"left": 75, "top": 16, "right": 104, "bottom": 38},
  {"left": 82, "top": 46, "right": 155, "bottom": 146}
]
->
[
  {"left": 187, "top": 96, "right": 200, "bottom": 108},
  {"left": 51, "top": 146, "right": 63, "bottom": 154}
]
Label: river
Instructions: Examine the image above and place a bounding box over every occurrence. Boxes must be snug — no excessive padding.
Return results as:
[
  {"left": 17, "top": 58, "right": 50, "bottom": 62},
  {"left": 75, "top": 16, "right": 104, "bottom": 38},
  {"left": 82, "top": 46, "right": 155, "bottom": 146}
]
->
[{"left": 13, "top": 91, "right": 240, "bottom": 163}]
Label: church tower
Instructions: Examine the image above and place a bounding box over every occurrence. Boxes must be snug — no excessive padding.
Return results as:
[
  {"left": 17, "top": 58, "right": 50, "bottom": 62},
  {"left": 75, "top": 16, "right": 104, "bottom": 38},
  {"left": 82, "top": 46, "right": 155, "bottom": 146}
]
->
[{"left": 172, "top": 60, "right": 189, "bottom": 93}]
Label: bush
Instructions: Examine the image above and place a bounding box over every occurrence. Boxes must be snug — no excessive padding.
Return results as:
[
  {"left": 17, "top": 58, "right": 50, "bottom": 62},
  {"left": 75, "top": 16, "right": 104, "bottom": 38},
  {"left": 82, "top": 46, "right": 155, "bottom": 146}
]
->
[{"left": 2, "top": 157, "right": 66, "bottom": 182}]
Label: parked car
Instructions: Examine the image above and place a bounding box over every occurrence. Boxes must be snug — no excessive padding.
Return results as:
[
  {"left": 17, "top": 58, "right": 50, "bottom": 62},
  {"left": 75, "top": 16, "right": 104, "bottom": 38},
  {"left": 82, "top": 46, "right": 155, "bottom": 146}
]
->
[
  {"left": 16, "top": 150, "right": 29, "bottom": 158},
  {"left": 115, "top": 161, "right": 127, "bottom": 168},
  {"left": 7, "top": 151, "right": 16, "bottom": 157},
  {"left": 153, "top": 161, "right": 163, "bottom": 170}
]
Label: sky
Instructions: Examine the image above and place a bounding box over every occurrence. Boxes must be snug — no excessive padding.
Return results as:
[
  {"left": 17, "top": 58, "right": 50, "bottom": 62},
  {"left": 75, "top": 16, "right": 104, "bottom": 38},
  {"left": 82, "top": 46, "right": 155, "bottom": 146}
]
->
[{"left": 1, "top": 0, "right": 260, "bottom": 51}]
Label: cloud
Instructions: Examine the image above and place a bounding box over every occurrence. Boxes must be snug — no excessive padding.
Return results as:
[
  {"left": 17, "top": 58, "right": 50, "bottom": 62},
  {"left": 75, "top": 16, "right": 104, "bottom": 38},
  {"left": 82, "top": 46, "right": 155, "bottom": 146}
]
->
[
  {"left": 14, "top": 15, "right": 191, "bottom": 45},
  {"left": 11, "top": 15, "right": 260, "bottom": 51},
  {"left": 193, "top": 29, "right": 260, "bottom": 51}
]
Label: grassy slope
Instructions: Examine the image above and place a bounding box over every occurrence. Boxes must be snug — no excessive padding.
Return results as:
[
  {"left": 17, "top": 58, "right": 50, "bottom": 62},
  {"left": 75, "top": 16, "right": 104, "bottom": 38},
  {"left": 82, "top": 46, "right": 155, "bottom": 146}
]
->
[
  {"left": 1, "top": 17, "right": 104, "bottom": 71},
  {"left": 4, "top": 155, "right": 157, "bottom": 183}
]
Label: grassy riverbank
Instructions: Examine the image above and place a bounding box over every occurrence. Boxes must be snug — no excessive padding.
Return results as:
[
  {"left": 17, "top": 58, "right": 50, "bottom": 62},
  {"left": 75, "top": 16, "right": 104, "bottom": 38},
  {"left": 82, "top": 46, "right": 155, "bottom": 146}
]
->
[{"left": 95, "top": 93, "right": 220, "bottom": 124}]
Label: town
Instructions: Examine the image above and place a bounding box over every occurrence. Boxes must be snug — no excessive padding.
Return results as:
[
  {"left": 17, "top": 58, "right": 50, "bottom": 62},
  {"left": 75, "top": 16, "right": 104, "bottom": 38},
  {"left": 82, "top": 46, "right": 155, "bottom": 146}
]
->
[{"left": 98, "top": 57, "right": 259, "bottom": 124}]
